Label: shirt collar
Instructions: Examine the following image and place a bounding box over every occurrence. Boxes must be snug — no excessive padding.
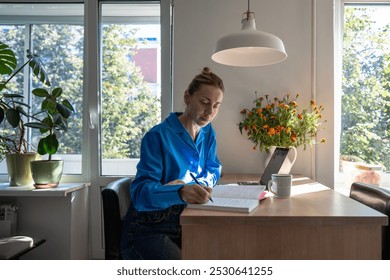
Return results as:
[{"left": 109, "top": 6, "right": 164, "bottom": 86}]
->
[
  {"left": 167, "top": 112, "right": 186, "bottom": 134},
  {"left": 167, "top": 112, "right": 207, "bottom": 144}
]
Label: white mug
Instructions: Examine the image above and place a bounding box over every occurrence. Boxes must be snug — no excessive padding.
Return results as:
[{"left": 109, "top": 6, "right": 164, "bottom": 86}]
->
[{"left": 268, "top": 174, "right": 292, "bottom": 198}]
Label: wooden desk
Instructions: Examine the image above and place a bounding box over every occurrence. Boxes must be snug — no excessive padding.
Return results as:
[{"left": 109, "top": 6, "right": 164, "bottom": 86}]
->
[
  {"left": 180, "top": 174, "right": 388, "bottom": 260},
  {"left": 0, "top": 182, "right": 90, "bottom": 259}
]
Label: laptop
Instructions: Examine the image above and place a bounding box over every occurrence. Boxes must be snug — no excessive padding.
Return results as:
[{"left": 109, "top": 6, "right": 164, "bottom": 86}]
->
[{"left": 238, "top": 147, "right": 290, "bottom": 190}]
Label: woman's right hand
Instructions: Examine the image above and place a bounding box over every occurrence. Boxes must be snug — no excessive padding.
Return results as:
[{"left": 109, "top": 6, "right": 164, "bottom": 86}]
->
[{"left": 179, "top": 184, "right": 212, "bottom": 204}]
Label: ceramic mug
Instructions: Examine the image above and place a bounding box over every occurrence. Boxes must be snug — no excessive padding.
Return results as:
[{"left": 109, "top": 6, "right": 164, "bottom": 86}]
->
[{"left": 268, "top": 174, "right": 292, "bottom": 198}]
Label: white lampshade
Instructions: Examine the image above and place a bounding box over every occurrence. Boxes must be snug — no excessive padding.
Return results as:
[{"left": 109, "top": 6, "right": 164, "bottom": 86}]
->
[{"left": 211, "top": 11, "right": 287, "bottom": 67}]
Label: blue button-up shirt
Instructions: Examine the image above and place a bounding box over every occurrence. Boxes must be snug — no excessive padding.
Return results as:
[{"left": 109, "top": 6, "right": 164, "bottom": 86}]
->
[{"left": 130, "top": 112, "right": 222, "bottom": 211}]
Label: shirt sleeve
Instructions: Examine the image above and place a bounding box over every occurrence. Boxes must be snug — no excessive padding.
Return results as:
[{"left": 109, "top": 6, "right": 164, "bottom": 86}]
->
[
  {"left": 196, "top": 126, "right": 222, "bottom": 187},
  {"left": 130, "top": 131, "right": 187, "bottom": 211}
]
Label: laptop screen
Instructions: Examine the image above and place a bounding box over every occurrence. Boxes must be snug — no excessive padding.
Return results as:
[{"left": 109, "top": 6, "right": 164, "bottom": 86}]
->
[{"left": 259, "top": 147, "right": 289, "bottom": 187}]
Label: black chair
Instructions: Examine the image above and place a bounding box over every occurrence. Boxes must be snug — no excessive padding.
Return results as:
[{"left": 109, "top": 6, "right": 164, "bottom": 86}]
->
[
  {"left": 0, "top": 236, "right": 46, "bottom": 260},
  {"left": 349, "top": 182, "right": 390, "bottom": 260},
  {"left": 101, "top": 177, "right": 132, "bottom": 260}
]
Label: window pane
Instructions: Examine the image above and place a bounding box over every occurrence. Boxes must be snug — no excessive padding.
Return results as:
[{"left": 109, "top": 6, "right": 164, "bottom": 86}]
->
[
  {"left": 0, "top": 3, "right": 84, "bottom": 175},
  {"left": 0, "top": 25, "right": 25, "bottom": 165},
  {"left": 30, "top": 23, "right": 84, "bottom": 174},
  {"left": 100, "top": 3, "right": 161, "bottom": 176},
  {"left": 337, "top": 5, "right": 390, "bottom": 195}
]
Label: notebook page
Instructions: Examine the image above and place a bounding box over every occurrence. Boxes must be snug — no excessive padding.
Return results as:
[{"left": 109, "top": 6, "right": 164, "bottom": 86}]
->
[
  {"left": 212, "top": 184, "right": 265, "bottom": 200},
  {"left": 207, "top": 197, "right": 259, "bottom": 207},
  {"left": 187, "top": 196, "right": 260, "bottom": 212}
]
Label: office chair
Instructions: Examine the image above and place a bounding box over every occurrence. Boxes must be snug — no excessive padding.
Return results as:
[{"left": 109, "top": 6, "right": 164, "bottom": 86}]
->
[
  {"left": 101, "top": 177, "right": 132, "bottom": 260},
  {"left": 0, "top": 236, "right": 46, "bottom": 260},
  {"left": 349, "top": 182, "right": 390, "bottom": 260}
]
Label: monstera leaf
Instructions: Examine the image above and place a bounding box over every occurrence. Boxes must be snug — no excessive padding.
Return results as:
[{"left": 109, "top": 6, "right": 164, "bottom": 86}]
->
[
  {"left": 26, "top": 50, "right": 51, "bottom": 87},
  {"left": 0, "top": 41, "right": 53, "bottom": 155},
  {"left": 0, "top": 41, "right": 51, "bottom": 92},
  {"left": 0, "top": 42, "right": 17, "bottom": 76}
]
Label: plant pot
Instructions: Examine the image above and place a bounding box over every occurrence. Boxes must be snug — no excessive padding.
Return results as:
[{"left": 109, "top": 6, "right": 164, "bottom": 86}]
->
[
  {"left": 30, "top": 160, "right": 64, "bottom": 189},
  {"left": 6, "top": 153, "right": 38, "bottom": 186},
  {"left": 265, "top": 146, "right": 297, "bottom": 174}
]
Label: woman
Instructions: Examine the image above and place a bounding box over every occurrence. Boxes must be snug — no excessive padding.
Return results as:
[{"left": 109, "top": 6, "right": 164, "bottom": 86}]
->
[{"left": 121, "top": 67, "right": 224, "bottom": 260}]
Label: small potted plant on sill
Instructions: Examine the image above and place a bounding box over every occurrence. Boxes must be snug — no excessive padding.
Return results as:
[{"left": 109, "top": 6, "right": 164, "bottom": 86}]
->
[
  {"left": 24, "top": 87, "right": 74, "bottom": 188},
  {"left": 0, "top": 41, "right": 51, "bottom": 186}
]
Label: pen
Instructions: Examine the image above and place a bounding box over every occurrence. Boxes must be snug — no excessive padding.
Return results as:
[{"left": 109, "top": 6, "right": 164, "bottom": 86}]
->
[{"left": 189, "top": 173, "right": 214, "bottom": 202}]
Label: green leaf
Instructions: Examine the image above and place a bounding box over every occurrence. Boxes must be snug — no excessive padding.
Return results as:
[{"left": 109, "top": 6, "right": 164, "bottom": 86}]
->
[
  {"left": 13, "top": 101, "right": 30, "bottom": 109},
  {"left": 16, "top": 105, "right": 30, "bottom": 117},
  {"left": 0, "top": 42, "right": 17, "bottom": 75},
  {"left": 42, "top": 98, "right": 57, "bottom": 112},
  {"left": 42, "top": 115, "right": 54, "bottom": 127},
  {"left": 2, "top": 93, "right": 24, "bottom": 99},
  {"left": 24, "top": 121, "right": 49, "bottom": 130},
  {"left": 0, "top": 108, "right": 4, "bottom": 124},
  {"left": 52, "top": 87, "right": 62, "bottom": 98},
  {"left": 32, "top": 88, "right": 50, "bottom": 98},
  {"left": 5, "top": 108, "right": 20, "bottom": 128},
  {"left": 54, "top": 115, "right": 68, "bottom": 131},
  {"left": 62, "top": 99, "right": 75, "bottom": 112},
  {"left": 57, "top": 103, "right": 72, "bottom": 119},
  {"left": 43, "top": 134, "right": 58, "bottom": 155},
  {"left": 56, "top": 122, "right": 68, "bottom": 132},
  {"left": 26, "top": 50, "right": 51, "bottom": 87},
  {"left": 37, "top": 139, "right": 47, "bottom": 155}
]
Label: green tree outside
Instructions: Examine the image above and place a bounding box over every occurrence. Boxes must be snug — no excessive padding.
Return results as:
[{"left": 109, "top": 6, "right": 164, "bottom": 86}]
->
[
  {"left": 101, "top": 24, "right": 160, "bottom": 159},
  {"left": 342, "top": 7, "right": 390, "bottom": 171},
  {"left": 31, "top": 24, "right": 84, "bottom": 155},
  {"left": 1, "top": 23, "right": 159, "bottom": 161}
]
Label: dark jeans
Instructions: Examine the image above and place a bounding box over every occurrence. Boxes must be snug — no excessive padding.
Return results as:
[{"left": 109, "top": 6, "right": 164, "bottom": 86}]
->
[{"left": 120, "top": 202, "right": 185, "bottom": 260}]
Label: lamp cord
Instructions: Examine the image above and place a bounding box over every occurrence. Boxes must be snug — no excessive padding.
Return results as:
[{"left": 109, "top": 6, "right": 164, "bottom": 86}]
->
[{"left": 244, "top": 0, "right": 253, "bottom": 21}]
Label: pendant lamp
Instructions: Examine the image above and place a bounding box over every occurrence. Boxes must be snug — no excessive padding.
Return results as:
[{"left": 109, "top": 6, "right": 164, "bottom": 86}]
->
[{"left": 211, "top": 0, "right": 287, "bottom": 67}]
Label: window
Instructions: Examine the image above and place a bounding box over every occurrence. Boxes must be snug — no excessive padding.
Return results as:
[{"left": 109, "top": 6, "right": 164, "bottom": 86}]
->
[
  {"left": 0, "top": 1, "right": 166, "bottom": 178},
  {"left": 0, "top": 3, "right": 84, "bottom": 175},
  {"left": 0, "top": 0, "right": 170, "bottom": 260},
  {"left": 336, "top": 3, "right": 390, "bottom": 195},
  {"left": 100, "top": 3, "right": 161, "bottom": 176}
]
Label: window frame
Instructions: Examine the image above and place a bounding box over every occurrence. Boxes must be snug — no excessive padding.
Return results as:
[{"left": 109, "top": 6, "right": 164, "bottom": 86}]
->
[
  {"left": 334, "top": 0, "right": 390, "bottom": 194},
  {"left": 0, "top": 0, "right": 172, "bottom": 259},
  {"left": 0, "top": 2, "right": 86, "bottom": 181},
  {"left": 0, "top": 0, "right": 172, "bottom": 186},
  {"left": 99, "top": 3, "right": 162, "bottom": 177}
]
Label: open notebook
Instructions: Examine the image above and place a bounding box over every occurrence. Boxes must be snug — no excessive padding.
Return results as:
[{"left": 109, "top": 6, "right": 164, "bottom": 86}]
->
[{"left": 187, "top": 184, "right": 266, "bottom": 213}]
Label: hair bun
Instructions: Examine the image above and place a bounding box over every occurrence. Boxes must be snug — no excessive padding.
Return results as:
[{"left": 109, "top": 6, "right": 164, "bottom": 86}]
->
[
  {"left": 202, "top": 67, "right": 211, "bottom": 74},
  {"left": 186, "top": 66, "right": 224, "bottom": 95}
]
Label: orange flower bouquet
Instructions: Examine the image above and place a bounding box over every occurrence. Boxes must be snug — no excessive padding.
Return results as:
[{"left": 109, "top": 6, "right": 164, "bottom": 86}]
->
[{"left": 238, "top": 92, "right": 326, "bottom": 151}]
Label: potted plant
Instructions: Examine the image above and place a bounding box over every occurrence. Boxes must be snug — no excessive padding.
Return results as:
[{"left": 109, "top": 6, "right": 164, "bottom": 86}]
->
[
  {"left": 238, "top": 92, "right": 326, "bottom": 173},
  {"left": 24, "top": 87, "right": 74, "bottom": 188},
  {"left": 0, "top": 41, "right": 51, "bottom": 185}
]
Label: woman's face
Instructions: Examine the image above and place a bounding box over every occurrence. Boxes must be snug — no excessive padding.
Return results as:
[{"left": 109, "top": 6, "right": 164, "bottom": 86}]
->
[{"left": 185, "top": 84, "right": 224, "bottom": 127}]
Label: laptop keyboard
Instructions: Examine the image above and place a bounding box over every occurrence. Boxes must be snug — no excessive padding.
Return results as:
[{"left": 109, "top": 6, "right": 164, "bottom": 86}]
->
[{"left": 237, "top": 181, "right": 260, "bottom": 185}]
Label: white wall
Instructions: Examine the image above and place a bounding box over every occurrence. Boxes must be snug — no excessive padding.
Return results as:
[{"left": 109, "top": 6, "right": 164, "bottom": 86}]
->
[{"left": 172, "top": 0, "right": 335, "bottom": 187}]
